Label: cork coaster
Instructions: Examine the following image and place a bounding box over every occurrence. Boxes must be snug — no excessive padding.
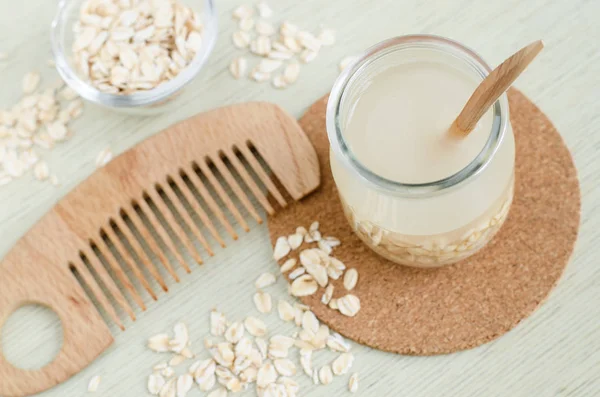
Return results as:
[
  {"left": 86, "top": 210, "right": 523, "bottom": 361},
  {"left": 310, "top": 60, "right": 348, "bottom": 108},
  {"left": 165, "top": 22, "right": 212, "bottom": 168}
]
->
[{"left": 267, "top": 88, "right": 581, "bottom": 355}]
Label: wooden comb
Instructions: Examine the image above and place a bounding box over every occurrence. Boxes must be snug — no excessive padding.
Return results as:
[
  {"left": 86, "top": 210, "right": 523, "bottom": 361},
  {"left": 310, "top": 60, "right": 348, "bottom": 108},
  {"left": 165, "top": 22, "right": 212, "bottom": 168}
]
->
[{"left": 0, "top": 102, "right": 319, "bottom": 397}]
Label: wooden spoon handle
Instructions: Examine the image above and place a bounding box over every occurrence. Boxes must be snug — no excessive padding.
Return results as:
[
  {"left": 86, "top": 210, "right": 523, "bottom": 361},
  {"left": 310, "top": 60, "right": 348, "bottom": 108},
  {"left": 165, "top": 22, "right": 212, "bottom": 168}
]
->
[{"left": 451, "top": 40, "right": 544, "bottom": 137}]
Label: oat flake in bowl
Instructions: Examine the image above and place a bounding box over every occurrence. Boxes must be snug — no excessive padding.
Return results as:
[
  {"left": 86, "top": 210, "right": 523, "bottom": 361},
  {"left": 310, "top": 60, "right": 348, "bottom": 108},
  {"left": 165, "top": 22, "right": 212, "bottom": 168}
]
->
[{"left": 51, "top": 0, "right": 217, "bottom": 113}]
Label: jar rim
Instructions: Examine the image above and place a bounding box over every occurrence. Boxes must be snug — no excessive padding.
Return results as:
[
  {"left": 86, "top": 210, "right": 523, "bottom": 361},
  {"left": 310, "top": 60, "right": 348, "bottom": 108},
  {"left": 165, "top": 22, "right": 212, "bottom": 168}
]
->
[
  {"left": 50, "top": 0, "right": 218, "bottom": 108},
  {"left": 326, "top": 34, "right": 509, "bottom": 198}
]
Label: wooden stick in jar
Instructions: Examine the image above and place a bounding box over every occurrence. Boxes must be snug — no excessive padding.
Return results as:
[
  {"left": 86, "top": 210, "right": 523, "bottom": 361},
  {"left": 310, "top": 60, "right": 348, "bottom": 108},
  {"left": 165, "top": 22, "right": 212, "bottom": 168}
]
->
[{"left": 449, "top": 40, "right": 544, "bottom": 138}]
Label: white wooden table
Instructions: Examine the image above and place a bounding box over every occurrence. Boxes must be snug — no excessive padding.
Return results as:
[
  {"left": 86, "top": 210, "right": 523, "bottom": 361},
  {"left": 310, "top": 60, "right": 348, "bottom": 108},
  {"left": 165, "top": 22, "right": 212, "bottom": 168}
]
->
[{"left": 1, "top": 0, "right": 599, "bottom": 396}]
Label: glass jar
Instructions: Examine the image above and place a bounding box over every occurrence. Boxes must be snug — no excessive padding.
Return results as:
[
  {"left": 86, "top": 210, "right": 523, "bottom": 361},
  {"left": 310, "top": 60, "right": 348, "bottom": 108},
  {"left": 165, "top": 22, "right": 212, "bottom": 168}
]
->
[
  {"left": 51, "top": 0, "right": 217, "bottom": 114},
  {"left": 326, "top": 35, "right": 515, "bottom": 268}
]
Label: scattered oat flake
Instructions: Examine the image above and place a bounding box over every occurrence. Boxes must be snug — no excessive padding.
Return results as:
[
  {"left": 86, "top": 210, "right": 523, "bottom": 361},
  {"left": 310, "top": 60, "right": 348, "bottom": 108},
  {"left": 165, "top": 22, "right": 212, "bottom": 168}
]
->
[
  {"left": 162, "top": 366, "right": 175, "bottom": 378},
  {"left": 255, "top": 272, "right": 276, "bottom": 288},
  {"left": 22, "top": 72, "right": 41, "bottom": 94},
  {"left": 273, "top": 236, "right": 291, "bottom": 260},
  {"left": 253, "top": 290, "right": 272, "bottom": 313},
  {"left": 337, "top": 294, "right": 361, "bottom": 317},
  {"left": 280, "top": 21, "right": 298, "bottom": 37},
  {"left": 233, "top": 4, "right": 254, "bottom": 19},
  {"left": 148, "top": 373, "right": 166, "bottom": 395},
  {"left": 170, "top": 322, "right": 189, "bottom": 353},
  {"left": 257, "top": 362, "right": 278, "bottom": 388},
  {"left": 297, "top": 31, "right": 321, "bottom": 52},
  {"left": 332, "top": 353, "right": 354, "bottom": 375},
  {"left": 169, "top": 354, "right": 187, "bottom": 366},
  {"left": 302, "top": 259, "right": 328, "bottom": 287},
  {"left": 318, "top": 28, "right": 336, "bottom": 46},
  {"left": 277, "top": 300, "right": 295, "bottom": 322},
  {"left": 225, "top": 321, "right": 245, "bottom": 343},
  {"left": 349, "top": 373, "right": 359, "bottom": 393},
  {"left": 180, "top": 348, "right": 194, "bottom": 359},
  {"left": 283, "top": 36, "right": 301, "bottom": 53},
  {"left": 255, "top": 337, "right": 268, "bottom": 359},
  {"left": 229, "top": 56, "right": 248, "bottom": 80},
  {"left": 239, "top": 17, "right": 255, "bottom": 31},
  {"left": 47, "top": 121, "right": 68, "bottom": 142},
  {"left": 328, "top": 298, "right": 338, "bottom": 310},
  {"left": 344, "top": 268, "right": 358, "bottom": 290},
  {"left": 87, "top": 375, "right": 101, "bottom": 392},
  {"left": 95, "top": 147, "right": 113, "bottom": 167},
  {"left": 251, "top": 69, "right": 271, "bottom": 83},
  {"left": 259, "top": 58, "right": 283, "bottom": 73},
  {"left": 245, "top": 316, "right": 267, "bottom": 336},
  {"left": 283, "top": 62, "right": 300, "bottom": 85},
  {"left": 232, "top": 31, "right": 251, "bottom": 49},
  {"left": 198, "top": 373, "right": 216, "bottom": 391},
  {"left": 288, "top": 267, "right": 305, "bottom": 280},
  {"left": 272, "top": 75, "right": 287, "bottom": 89},
  {"left": 290, "top": 274, "right": 318, "bottom": 296},
  {"left": 51, "top": 174, "right": 60, "bottom": 186},
  {"left": 176, "top": 374, "right": 193, "bottom": 397},
  {"left": 296, "top": 226, "right": 308, "bottom": 236},
  {"left": 321, "top": 284, "right": 334, "bottom": 305},
  {"left": 268, "top": 50, "right": 293, "bottom": 60},
  {"left": 319, "top": 365, "right": 333, "bottom": 385},
  {"left": 312, "top": 368, "right": 320, "bottom": 385},
  {"left": 210, "top": 310, "right": 227, "bottom": 336},
  {"left": 33, "top": 161, "right": 50, "bottom": 181},
  {"left": 257, "top": 1, "right": 273, "bottom": 18},
  {"left": 251, "top": 36, "right": 272, "bottom": 56},
  {"left": 255, "top": 20, "right": 275, "bottom": 36},
  {"left": 300, "top": 349, "right": 312, "bottom": 375},
  {"left": 274, "top": 358, "right": 296, "bottom": 377},
  {"left": 299, "top": 49, "right": 318, "bottom": 63},
  {"left": 280, "top": 258, "right": 296, "bottom": 272},
  {"left": 148, "top": 333, "right": 171, "bottom": 352},
  {"left": 154, "top": 362, "right": 168, "bottom": 371},
  {"left": 159, "top": 378, "right": 176, "bottom": 397}
]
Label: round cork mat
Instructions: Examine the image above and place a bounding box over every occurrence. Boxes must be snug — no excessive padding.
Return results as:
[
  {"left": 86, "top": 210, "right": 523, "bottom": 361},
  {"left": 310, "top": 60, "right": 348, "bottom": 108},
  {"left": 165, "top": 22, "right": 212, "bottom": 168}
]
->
[{"left": 267, "top": 88, "right": 580, "bottom": 355}]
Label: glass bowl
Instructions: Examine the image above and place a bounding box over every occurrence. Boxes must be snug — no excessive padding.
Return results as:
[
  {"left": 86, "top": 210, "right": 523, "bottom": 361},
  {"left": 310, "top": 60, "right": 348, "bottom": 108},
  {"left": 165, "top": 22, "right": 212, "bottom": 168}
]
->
[{"left": 51, "top": 0, "right": 217, "bottom": 114}]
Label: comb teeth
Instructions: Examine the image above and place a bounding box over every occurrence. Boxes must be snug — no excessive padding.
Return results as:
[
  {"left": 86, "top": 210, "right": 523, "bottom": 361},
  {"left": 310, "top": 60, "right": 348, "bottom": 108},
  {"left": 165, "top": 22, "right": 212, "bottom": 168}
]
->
[
  {"left": 193, "top": 159, "right": 251, "bottom": 232},
  {"left": 123, "top": 207, "right": 180, "bottom": 283},
  {"left": 92, "top": 241, "right": 146, "bottom": 311},
  {"left": 178, "top": 170, "right": 239, "bottom": 240},
  {"left": 57, "top": 98, "right": 322, "bottom": 332},
  {"left": 69, "top": 142, "right": 299, "bottom": 330},
  {"left": 81, "top": 246, "right": 135, "bottom": 321}
]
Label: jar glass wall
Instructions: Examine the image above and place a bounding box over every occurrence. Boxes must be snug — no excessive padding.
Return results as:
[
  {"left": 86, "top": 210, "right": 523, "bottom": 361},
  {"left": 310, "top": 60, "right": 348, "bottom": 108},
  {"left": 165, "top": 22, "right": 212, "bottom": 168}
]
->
[{"left": 326, "top": 35, "right": 515, "bottom": 268}]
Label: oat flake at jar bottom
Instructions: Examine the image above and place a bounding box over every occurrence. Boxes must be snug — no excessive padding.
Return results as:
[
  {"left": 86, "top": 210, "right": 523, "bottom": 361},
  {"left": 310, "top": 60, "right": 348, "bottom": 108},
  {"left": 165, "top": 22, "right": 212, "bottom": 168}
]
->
[{"left": 326, "top": 35, "right": 515, "bottom": 268}]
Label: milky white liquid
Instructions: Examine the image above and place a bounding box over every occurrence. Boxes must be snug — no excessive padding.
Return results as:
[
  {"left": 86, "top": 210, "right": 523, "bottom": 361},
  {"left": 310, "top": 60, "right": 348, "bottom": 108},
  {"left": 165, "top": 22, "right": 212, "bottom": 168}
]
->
[
  {"left": 331, "top": 49, "right": 515, "bottom": 246},
  {"left": 344, "top": 61, "right": 492, "bottom": 184}
]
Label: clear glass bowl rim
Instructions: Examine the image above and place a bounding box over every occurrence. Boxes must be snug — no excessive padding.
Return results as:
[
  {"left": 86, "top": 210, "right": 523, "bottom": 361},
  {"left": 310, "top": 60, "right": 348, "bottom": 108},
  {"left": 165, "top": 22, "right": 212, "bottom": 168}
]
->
[{"left": 50, "top": 0, "right": 217, "bottom": 108}]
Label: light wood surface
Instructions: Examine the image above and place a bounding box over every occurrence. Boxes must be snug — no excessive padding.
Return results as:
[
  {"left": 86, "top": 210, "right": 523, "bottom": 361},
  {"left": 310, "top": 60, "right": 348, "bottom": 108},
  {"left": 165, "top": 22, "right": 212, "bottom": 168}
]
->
[
  {"left": 450, "top": 40, "right": 544, "bottom": 137},
  {"left": 0, "top": 103, "right": 318, "bottom": 396},
  {"left": 0, "top": 0, "right": 598, "bottom": 396}
]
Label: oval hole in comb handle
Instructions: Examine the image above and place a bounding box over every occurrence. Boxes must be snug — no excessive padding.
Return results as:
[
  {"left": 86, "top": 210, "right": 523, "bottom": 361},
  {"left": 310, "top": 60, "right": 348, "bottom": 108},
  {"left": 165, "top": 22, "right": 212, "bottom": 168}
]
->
[
  {"left": 1, "top": 304, "right": 63, "bottom": 370},
  {"left": 0, "top": 242, "right": 114, "bottom": 397}
]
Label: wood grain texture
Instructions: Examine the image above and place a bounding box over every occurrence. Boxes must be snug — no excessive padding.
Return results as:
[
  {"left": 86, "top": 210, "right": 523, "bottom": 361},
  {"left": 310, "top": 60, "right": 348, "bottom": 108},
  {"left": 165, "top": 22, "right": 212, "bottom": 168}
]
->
[
  {"left": 0, "top": 0, "right": 598, "bottom": 396},
  {"left": 451, "top": 40, "right": 544, "bottom": 137},
  {"left": 0, "top": 103, "right": 318, "bottom": 396}
]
